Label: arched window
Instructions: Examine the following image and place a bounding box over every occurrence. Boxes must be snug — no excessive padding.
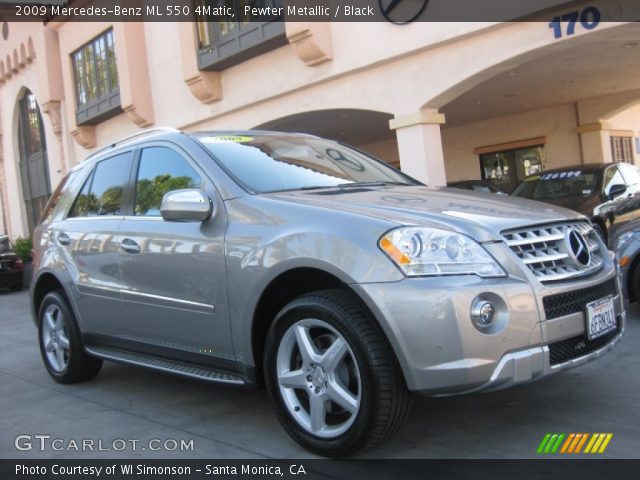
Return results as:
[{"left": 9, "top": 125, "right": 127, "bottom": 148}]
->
[{"left": 17, "top": 89, "right": 51, "bottom": 234}]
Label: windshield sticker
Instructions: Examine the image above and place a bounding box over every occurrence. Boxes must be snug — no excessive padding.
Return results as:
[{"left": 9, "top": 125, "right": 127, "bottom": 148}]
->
[
  {"left": 540, "top": 171, "right": 582, "bottom": 180},
  {"left": 204, "top": 135, "right": 253, "bottom": 143}
]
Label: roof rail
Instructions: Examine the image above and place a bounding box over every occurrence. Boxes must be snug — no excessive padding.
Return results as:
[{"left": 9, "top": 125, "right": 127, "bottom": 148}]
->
[{"left": 87, "top": 127, "right": 181, "bottom": 159}]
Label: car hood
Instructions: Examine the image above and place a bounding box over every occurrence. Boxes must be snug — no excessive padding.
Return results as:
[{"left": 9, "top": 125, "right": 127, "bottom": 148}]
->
[{"left": 264, "top": 186, "right": 586, "bottom": 242}]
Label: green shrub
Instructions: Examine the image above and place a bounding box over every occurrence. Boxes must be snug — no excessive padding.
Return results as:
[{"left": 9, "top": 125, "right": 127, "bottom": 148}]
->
[{"left": 13, "top": 236, "right": 33, "bottom": 262}]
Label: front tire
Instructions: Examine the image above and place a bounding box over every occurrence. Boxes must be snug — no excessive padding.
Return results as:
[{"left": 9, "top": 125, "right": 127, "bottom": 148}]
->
[
  {"left": 38, "top": 291, "right": 102, "bottom": 383},
  {"left": 264, "top": 289, "right": 411, "bottom": 457}
]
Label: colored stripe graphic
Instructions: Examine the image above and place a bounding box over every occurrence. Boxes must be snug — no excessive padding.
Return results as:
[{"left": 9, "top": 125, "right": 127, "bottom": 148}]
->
[
  {"left": 585, "top": 433, "right": 614, "bottom": 454},
  {"left": 537, "top": 433, "right": 565, "bottom": 454},
  {"left": 540, "top": 433, "right": 613, "bottom": 454}
]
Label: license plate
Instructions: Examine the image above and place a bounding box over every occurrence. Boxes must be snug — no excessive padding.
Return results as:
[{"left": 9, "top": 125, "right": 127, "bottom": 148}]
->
[{"left": 585, "top": 297, "right": 616, "bottom": 340}]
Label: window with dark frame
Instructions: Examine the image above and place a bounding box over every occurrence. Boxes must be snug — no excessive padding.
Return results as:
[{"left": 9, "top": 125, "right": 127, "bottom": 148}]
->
[
  {"left": 610, "top": 136, "right": 635, "bottom": 164},
  {"left": 479, "top": 144, "right": 545, "bottom": 194},
  {"left": 71, "top": 29, "right": 122, "bottom": 126},
  {"left": 195, "top": 0, "right": 287, "bottom": 71}
]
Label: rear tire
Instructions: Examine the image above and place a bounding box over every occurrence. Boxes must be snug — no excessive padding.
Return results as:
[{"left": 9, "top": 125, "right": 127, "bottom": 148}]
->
[
  {"left": 264, "top": 289, "right": 411, "bottom": 457},
  {"left": 38, "top": 291, "right": 102, "bottom": 383}
]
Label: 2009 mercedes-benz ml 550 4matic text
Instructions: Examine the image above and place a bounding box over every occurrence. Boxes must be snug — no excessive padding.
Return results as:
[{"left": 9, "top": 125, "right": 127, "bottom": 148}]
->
[{"left": 30, "top": 128, "right": 624, "bottom": 456}]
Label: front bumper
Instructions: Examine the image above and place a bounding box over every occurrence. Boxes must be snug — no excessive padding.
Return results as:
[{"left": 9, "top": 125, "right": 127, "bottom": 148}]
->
[{"left": 353, "top": 251, "right": 624, "bottom": 395}]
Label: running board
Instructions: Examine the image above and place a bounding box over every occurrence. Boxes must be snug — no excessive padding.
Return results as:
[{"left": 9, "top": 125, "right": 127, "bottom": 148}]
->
[{"left": 85, "top": 346, "right": 245, "bottom": 385}]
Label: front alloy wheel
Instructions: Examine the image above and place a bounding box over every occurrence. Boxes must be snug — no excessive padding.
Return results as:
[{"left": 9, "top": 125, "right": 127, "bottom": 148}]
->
[
  {"left": 265, "top": 289, "right": 411, "bottom": 457},
  {"left": 277, "top": 318, "right": 361, "bottom": 438}
]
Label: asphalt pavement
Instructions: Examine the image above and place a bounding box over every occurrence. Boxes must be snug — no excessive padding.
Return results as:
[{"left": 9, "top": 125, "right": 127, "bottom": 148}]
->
[{"left": 1, "top": 289, "right": 638, "bottom": 459}]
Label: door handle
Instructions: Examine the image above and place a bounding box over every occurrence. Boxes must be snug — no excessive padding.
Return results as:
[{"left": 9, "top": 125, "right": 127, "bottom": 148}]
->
[
  {"left": 120, "top": 238, "right": 141, "bottom": 254},
  {"left": 57, "top": 232, "right": 71, "bottom": 246}
]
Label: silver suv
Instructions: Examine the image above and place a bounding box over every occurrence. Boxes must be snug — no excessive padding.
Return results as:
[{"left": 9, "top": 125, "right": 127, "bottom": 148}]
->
[{"left": 31, "top": 128, "right": 624, "bottom": 456}]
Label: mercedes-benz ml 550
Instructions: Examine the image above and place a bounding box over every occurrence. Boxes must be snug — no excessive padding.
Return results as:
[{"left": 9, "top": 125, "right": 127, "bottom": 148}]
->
[{"left": 30, "top": 128, "right": 624, "bottom": 456}]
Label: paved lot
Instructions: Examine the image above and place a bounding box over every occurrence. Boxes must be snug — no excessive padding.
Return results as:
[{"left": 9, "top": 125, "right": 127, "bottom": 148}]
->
[{"left": 0, "top": 289, "right": 638, "bottom": 459}]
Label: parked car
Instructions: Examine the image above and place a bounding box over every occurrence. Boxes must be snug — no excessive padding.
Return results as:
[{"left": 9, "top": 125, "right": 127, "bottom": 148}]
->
[
  {"left": 612, "top": 221, "right": 640, "bottom": 302},
  {"left": 511, "top": 163, "right": 640, "bottom": 244},
  {"left": 0, "top": 235, "right": 24, "bottom": 291},
  {"left": 447, "top": 180, "right": 508, "bottom": 195},
  {"left": 30, "top": 129, "right": 623, "bottom": 456}
]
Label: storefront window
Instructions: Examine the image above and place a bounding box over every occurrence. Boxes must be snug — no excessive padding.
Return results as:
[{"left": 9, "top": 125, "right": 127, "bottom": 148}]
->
[
  {"left": 479, "top": 145, "right": 545, "bottom": 193},
  {"left": 71, "top": 29, "right": 122, "bottom": 125}
]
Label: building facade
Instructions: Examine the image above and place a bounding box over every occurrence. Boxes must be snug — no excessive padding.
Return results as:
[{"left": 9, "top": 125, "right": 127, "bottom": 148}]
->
[{"left": 1, "top": 1, "right": 640, "bottom": 238}]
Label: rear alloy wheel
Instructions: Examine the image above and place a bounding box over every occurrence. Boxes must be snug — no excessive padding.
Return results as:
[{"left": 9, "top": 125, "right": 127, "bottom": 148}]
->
[
  {"left": 38, "top": 291, "right": 102, "bottom": 383},
  {"left": 264, "top": 289, "right": 411, "bottom": 457}
]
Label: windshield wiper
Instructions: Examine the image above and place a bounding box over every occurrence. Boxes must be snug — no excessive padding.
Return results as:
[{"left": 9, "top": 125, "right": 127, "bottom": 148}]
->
[
  {"left": 337, "top": 181, "right": 406, "bottom": 189},
  {"left": 267, "top": 185, "right": 338, "bottom": 193}
]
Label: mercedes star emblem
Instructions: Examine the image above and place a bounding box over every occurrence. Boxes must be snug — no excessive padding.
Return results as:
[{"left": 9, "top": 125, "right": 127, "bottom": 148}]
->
[{"left": 565, "top": 229, "right": 591, "bottom": 267}]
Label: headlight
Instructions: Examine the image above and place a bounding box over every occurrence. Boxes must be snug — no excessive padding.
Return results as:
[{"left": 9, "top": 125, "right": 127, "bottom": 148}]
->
[
  {"left": 379, "top": 227, "right": 506, "bottom": 277},
  {"left": 615, "top": 232, "right": 634, "bottom": 253}
]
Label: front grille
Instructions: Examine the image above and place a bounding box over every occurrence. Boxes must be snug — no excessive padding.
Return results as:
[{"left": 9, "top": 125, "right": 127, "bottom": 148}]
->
[
  {"left": 502, "top": 222, "right": 604, "bottom": 283},
  {"left": 549, "top": 322, "right": 620, "bottom": 365},
  {"left": 542, "top": 279, "right": 617, "bottom": 320}
]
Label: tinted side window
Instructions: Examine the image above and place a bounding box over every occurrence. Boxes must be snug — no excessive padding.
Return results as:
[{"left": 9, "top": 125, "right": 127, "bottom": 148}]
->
[
  {"left": 68, "top": 171, "right": 94, "bottom": 218},
  {"left": 618, "top": 164, "right": 640, "bottom": 186},
  {"left": 603, "top": 167, "right": 625, "bottom": 196},
  {"left": 135, "top": 147, "right": 202, "bottom": 216},
  {"left": 68, "top": 153, "right": 132, "bottom": 217}
]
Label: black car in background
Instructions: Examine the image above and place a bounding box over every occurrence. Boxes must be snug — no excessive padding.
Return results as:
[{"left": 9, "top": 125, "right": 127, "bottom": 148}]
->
[
  {"left": 447, "top": 180, "right": 508, "bottom": 195},
  {"left": 0, "top": 236, "right": 24, "bottom": 291},
  {"left": 511, "top": 163, "right": 640, "bottom": 245}
]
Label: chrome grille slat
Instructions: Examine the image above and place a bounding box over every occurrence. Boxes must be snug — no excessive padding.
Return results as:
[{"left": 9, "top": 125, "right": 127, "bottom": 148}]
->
[{"left": 502, "top": 221, "right": 604, "bottom": 283}]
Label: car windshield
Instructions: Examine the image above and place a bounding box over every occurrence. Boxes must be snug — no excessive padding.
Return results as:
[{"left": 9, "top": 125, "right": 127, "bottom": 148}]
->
[
  {"left": 197, "top": 134, "right": 418, "bottom": 193},
  {"left": 511, "top": 169, "right": 599, "bottom": 200}
]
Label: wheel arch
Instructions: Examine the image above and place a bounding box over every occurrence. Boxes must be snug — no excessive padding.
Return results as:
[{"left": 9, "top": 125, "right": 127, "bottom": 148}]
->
[
  {"left": 250, "top": 266, "right": 406, "bottom": 389},
  {"left": 31, "top": 270, "right": 75, "bottom": 327}
]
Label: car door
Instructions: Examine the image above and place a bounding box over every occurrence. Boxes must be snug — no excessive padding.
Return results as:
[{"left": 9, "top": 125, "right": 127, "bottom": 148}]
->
[
  {"left": 600, "top": 165, "right": 635, "bottom": 239},
  {"left": 116, "top": 143, "right": 233, "bottom": 362},
  {"left": 58, "top": 151, "right": 134, "bottom": 334},
  {"left": 611, "top": 163, "right": 640, "bottom": 238}
]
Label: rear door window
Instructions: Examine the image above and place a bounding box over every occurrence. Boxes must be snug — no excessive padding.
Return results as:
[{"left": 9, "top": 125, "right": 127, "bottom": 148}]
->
[{"left": 68, "top": 153, "right": 133, "bottom": 218}]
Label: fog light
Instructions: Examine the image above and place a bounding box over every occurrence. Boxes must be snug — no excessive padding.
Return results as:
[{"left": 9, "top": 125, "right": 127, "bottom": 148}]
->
[{"left": 471, "top": 299, "right": 495, "bottom": 328}]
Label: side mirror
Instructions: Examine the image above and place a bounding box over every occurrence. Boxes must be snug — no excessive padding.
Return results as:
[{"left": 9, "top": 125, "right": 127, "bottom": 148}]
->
[
  {"left": 608, "top": 183, "right": 627, "bottom": 200},
  {"left": 160, "top": 189, "right": 213, "bottom": 222}
]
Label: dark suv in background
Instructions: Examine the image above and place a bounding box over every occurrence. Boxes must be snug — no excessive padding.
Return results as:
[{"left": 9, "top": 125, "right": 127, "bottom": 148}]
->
[{"left": 512, "top": 163, "right": 640, "bottom": 245}]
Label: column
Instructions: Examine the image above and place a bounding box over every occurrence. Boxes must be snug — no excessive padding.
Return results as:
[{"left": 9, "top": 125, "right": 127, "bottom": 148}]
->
[
  {"left": 389, "top": 109, "right": 447, "bottom": 186},
  {"left": 577, "top": 122, "right": 613, "bottom": 164}
]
